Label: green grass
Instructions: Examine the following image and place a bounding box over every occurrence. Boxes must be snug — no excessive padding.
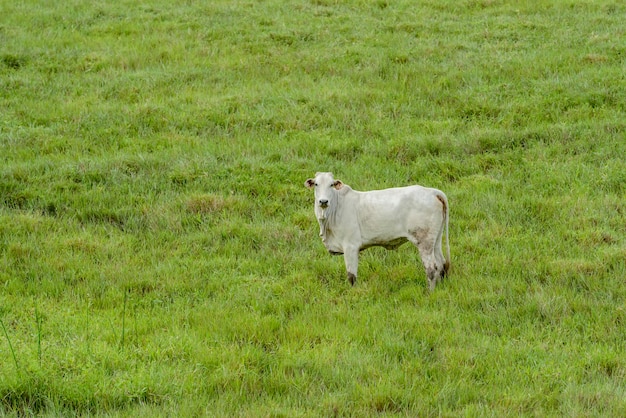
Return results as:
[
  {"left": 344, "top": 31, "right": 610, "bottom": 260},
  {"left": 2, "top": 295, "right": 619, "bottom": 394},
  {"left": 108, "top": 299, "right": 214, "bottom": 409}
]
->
[{"left": 1, "top": 0, "right": 626, "bottom": 415}]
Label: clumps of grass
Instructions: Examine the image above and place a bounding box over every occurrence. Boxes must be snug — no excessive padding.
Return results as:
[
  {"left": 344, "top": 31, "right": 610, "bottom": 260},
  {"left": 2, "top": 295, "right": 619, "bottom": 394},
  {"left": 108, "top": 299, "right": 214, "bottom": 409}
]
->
[
  {"left": 0, "top": 370, "right": 168, "bottom": 415},
  {"left": 326, "top": 139, "right": 365, "bottom": 162},
  {"left": 1, "top": 54, "right": 26, "bottom": 70},
  {"left": 77, "top": 209, "right": 129, "bottom": 230},
  {"left": 0, "top": 180, "right": 36, "bottom": 210},
  {"left": 0, "top": 374, "right": 51, "bottom": 415},
  {"left": 185, "top": 193, "right": 236, "bottom": 215}
]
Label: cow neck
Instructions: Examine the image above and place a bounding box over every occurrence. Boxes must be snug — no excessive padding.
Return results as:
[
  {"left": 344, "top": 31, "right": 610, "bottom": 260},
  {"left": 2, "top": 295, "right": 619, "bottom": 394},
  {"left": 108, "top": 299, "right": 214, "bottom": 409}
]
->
[{"left": 318, "top": 193, "right": 340, "bottom": 242}]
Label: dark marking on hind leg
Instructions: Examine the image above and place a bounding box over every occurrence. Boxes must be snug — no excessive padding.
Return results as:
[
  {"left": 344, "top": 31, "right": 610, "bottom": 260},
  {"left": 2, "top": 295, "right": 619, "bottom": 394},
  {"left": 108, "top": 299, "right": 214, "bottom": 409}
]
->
[
  {"left": 348, "top": 272, "right": 356, "bottom": 286},
  {"left": 439, "top": 263, "right": 447, "bottom": 283}
]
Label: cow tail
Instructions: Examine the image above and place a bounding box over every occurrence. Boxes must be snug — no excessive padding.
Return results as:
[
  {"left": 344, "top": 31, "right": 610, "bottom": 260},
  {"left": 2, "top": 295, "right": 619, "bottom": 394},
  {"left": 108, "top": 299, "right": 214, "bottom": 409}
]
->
[
  {"left": 437, "top": 192, "right": 451, "bottom": 275},
  {"left": 444, "top": 195, "right": 450, "bottom": 275}
]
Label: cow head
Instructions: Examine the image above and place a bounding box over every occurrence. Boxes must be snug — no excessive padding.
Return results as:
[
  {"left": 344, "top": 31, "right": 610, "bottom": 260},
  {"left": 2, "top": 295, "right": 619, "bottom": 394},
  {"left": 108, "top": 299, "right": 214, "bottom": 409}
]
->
[{"left": 305, "top": 172, "right": 343, "bottom": 211}]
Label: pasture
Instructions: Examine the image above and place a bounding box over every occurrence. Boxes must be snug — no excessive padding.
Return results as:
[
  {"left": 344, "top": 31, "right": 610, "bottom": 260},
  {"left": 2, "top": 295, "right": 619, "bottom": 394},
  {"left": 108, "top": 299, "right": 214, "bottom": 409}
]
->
[{"left": 1, "top": 0, "right": 625, "bottom": 415}]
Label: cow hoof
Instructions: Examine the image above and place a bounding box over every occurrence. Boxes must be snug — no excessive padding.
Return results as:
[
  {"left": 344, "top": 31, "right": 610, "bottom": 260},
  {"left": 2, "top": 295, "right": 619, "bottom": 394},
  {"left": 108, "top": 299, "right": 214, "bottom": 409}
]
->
[{"left": 348, "top": 273, "right": 356, "bottom": 286}]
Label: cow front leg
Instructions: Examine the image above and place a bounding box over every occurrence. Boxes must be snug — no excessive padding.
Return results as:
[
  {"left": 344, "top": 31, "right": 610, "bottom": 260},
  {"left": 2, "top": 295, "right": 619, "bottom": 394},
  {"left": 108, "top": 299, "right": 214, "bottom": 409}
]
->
[{"left": 343, "top": 246, "right": 359, "bottom": 286}]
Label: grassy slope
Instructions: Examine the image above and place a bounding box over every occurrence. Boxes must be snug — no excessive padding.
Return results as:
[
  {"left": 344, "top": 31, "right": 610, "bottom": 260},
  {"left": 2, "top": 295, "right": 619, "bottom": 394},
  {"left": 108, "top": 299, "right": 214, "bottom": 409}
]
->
[{"left": 1, "top": 0, "right": 626, "bottom": 415}]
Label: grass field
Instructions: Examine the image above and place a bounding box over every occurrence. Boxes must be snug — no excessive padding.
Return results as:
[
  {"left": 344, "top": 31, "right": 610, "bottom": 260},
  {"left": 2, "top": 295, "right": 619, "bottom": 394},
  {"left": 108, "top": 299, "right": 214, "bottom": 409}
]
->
[{"left": 1, "top": 0, "right": 626, "bottom": 416}]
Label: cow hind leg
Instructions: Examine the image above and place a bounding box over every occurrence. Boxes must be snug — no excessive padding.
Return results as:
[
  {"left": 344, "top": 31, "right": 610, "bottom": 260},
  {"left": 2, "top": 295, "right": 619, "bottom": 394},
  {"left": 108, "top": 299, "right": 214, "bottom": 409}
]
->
[
  {"left": 410, "top": 231, "right": 444, "bottom": 291},
  {"left": 422, "top": 253, "right": 441, "bottom": 291}
]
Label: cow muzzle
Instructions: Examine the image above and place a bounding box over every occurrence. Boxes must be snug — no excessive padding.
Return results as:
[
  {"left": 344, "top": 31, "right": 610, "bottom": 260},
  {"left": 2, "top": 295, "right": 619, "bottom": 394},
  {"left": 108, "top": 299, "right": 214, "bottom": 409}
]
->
[{"left": 318, "top": 199, "right": 329, "bottom": 209}]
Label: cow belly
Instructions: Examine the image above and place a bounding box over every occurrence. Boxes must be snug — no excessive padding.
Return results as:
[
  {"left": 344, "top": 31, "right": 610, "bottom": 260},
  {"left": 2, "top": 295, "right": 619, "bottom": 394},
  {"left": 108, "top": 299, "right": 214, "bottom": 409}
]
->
[{"left": 361, "top": 237, "right": 407, "bottom": 251}]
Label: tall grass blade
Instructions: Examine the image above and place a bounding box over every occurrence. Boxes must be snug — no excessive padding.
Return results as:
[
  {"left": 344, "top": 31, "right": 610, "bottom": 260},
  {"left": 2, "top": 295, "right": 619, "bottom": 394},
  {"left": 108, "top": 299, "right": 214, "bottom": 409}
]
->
[
  {"left": 1, "top": 318, "right": 19, "bottom": 373},
  {"left": 35, "top": 304, "right": 42, "bottom": 367},
  {"left": 120, "top": 291, "right": 128, "bottom": 350}
]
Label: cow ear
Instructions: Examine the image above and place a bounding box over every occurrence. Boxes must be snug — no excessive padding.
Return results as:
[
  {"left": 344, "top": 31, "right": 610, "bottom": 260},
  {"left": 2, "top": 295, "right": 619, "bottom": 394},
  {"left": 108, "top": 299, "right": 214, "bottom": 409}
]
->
[
  {"left": 333, "top": 180, "right": 343, "bottom": 190},
  {"left": 305, "top": 178, "right": 315, "bottom": 189}
]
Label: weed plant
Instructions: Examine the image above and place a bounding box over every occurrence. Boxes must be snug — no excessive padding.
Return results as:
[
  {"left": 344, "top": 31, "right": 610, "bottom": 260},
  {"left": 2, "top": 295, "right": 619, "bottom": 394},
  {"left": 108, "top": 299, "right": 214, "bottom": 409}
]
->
[{"left": 1, "top": 0, "right": 625, "bottom": 416}]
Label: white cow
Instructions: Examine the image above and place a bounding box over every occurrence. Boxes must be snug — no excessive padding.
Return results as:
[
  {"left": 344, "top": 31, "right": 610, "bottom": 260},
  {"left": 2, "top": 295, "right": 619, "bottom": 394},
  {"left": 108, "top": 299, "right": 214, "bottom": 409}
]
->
[{"left": 305, "top": 172, "right": 450, "bottom": 290}]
